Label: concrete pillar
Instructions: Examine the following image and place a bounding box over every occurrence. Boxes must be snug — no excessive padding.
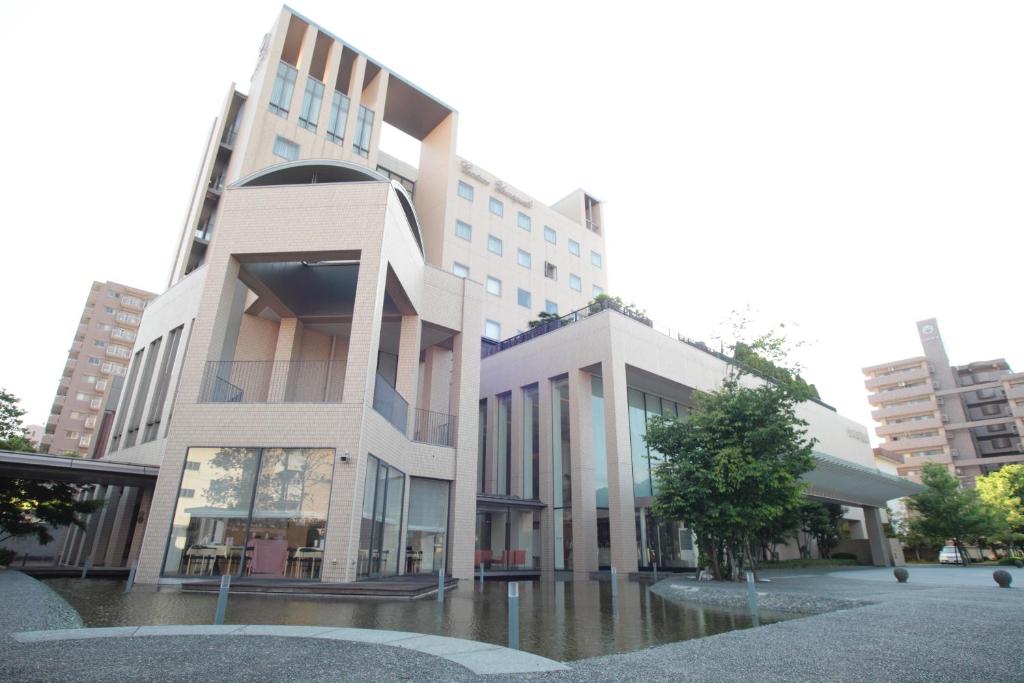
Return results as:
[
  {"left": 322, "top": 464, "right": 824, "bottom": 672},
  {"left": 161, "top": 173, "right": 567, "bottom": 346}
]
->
[
  {"left": 341, "top": 55, "right": 367, "bottom": 160},
  {"left": 89, "top": 485, "right": 123, "bottom": 566},
  {"left": 127, "top": 486, "right": 153, "bottom": 566},
  {"left": 268, "top": 318, "right": 303, "bottom": 402},
  {"left": 569, "top": 369, "right": 598, "bottom": 573},
  {"left": 73, "top": 485, "right": 106, "bottom": 566},
  {"left": 394, "top": 315, "right": 421, "bottom": 434},
  {"left": 863, "top": 506, "right": 893, "bottom": 567},
  {"left": 509, "top": 383, "right": 525, "bottom": 499},
  {"left": 362, "top": 69, "right": 390, "bottom": 168},
  {"left": 604, "top": 359, "right": 639, "bottom": 573},
  {"left": 104, "top": 486, "right": 140, "bottom": 567},
  {"left": 537, "top": 377, "right": 555, "bottom": 572}
]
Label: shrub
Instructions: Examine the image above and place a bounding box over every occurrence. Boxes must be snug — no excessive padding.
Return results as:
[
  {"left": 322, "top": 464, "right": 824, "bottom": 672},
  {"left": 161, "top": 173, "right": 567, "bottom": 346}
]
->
[
  {"left": 996, "top": 557, "right": 1023, "bottom": 568},
  {"left": 0, "top": 548, "right": 16, "bottom": 567},
  {"left": 832, "top": 552, "right": 858, "bottom": 561}
]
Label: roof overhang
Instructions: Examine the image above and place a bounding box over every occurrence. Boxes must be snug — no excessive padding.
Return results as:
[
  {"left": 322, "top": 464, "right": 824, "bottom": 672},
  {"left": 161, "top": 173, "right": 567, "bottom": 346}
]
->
[
  {"left": 0, "top": 450, "right": 159, "bottom": 487},
  {"left": 803, "top": 451, "right": 924, "bottom": 507}
]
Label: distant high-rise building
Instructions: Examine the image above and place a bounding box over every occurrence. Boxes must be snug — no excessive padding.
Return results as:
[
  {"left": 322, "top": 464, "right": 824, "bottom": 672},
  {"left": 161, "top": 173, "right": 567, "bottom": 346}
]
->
[
  {"left": 40, "top": 281, "right": 154, "bottom": 456},
  {"left": 863, "top": 318, "right": 1024, "bottom": 485}
]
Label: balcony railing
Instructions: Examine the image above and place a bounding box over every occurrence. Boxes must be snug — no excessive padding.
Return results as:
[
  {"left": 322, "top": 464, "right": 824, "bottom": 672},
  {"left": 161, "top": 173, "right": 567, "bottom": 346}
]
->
[
  {"left": 200, "top": 360, "right": 345, "bottom": 403},
  {"left": 412, "top": 408, "right": 457, "bottom": 447},
  {"left": 372, "top": 373, "right": 408, "bottom": 434}
]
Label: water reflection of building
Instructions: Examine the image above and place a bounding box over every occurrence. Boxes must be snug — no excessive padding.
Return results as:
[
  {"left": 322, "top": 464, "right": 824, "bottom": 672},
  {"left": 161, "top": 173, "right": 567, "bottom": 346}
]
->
[{"left": 79, "top": 6, "right": 919, "bottom": 586}]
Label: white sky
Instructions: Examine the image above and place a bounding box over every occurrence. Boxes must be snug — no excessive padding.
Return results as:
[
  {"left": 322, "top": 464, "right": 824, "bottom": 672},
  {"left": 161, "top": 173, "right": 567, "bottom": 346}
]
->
[{"left": 1, "top": 1, "right": 1021, "bottom": 439}]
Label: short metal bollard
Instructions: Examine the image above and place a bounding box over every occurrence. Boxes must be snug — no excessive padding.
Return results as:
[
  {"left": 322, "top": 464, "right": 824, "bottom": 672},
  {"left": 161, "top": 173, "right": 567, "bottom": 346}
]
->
[
  {"left": 745, "top": 571, "right": 760, "bottom": 627},
  {"left": 479, "top": 563, "right": 485, "bottom": 592},
  {"left": 123, "top": 561, "right": 138, "bottom": 594},
  {"left": 610, "top": 566, "right": 618, "bottom": 598},
  {"left": 652, "top": 562, "right": 658, "bottom": 583},
  {"left": 436, "top": 560, "right": 446, "bottom": 602},
  {"left": 81, "top": 558, "right": 91, "bottom": 579},
  {"left": 213, "top": 574, "right": 232, "bottom": 625},
  {"left": 507, "top": 582, "right": 520, "bottom": 650}
]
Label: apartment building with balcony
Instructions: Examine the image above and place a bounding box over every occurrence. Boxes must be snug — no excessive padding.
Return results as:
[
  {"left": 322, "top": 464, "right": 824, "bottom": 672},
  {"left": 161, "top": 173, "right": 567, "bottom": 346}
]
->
[
  {"left": 863, "top": 318, "right": 1024, "bottom": 485},
  {"left": 40, "top": 281, "right": 154, "bottom": 456},
  {"left": 86, "top": 6, "right": 915, "bottom": 587}
]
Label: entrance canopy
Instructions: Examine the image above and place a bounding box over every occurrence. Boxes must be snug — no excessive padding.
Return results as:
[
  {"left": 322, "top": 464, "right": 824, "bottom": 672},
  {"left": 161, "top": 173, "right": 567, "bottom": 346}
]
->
[
  {"left": 803, "top": 451, "right": 923, "bottom": 507},
  {"left": 0, "top": 450, "right": 158, "bottom": 487}
]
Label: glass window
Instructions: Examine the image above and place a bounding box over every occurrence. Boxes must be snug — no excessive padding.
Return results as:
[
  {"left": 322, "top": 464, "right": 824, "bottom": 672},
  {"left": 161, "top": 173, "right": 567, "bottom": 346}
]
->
[
  {"left": 273, "top": 136, "right": 300, "bottom": 161},
  {"left": 88, "top": 357, "right": 101, "bottom": 365},
  {"left": 523, "top": 385, "right": 540, "bottom": 499},
  {"left": 353, "top": 105, "right": 374, "bottom": 157},
  {"left": 458, "top": 181, "right": 474, "bottom": 201},
  {"left": 591, "top": 251, "right": 603, "bottom": 268},
  {"left": 517, "top": 288, "right": 531, "bottom": 308},
  {"left": 593, "top": 285, "right": 604, "bottom": 297},
  {"left": 628, "top": 389, "right": 652, "bottom": 498},
  {"left": 484, "top": 320, "right": 501, "bottom": 340},
  {"left": 326, "top": 91, "right": 350, "bottom": 143},
  {"left": 569, "top": 274, "right": 582, "bottom": 291},
  {"left": 544, "top": 262, "right": 557, "bottom": 280},
  {"left": 496, "top": 393, "right": 512, "bottom": 495},
  {"left": 487, "top": 235, "right": 503, "bottom": 255},
  {"left": 298, "top": 77, "right": 324, "bottom": 131},
  {"left": 568, "top": 239, "right": 581, "bottom": 256},
  {"left": 517, "top": 249, "right": 531, "bottom": 268},
  {"left": 405, "top": 478, "right": 450, "bottom": 574},
  {"left": 269, "top": 61, "right": 297, "bottom": 117},
  {"left": 357, "top": 454, "right": 405, "bottom": 577},
  {"left": 489, "top": 197, "right": 504, "bottom": 217},
  {"left": 486, "top": 276, "right": 502, "bottom": 296},
  {"left": 475, "top": 507, "right": 541, "bottom": 570},
  {"left": 544, "top": 226, "right": 557, "bottom": 244},
  {"left": 452, "top": 262, "right": 469, "bottom": 278},
  {"left": 552, "top": 377, "right": 572, "bottom": 570},
  {"left": 94, "top": 340, "right": 106, "bottom": 348},
  {"left": 545, "top": 300, "right": 558, "bottom": 315},
  {"left": 517, "top": 212, "right": 531, "bottom": 230},
  {"left": 455, "top": 220, "right": 472, "bottom": 241}
]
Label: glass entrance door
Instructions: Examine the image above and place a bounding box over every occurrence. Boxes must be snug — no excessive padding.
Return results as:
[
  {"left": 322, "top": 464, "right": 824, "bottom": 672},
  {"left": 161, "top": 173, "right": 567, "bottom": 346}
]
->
[{"left": 358, "top": 455, "right": 405, "bottom": 578}]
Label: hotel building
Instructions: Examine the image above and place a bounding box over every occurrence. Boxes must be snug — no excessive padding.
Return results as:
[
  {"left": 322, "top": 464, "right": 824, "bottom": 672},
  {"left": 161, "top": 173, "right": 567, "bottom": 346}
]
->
[
  {"left": 63, "top": 6, "right": 915, "bottom": 585},
  {"left": 863, "top": 318, "right": 1024, "bottom": 485},
  {"left": 40, "top": 281, "right": 154, "bottom": 457}
]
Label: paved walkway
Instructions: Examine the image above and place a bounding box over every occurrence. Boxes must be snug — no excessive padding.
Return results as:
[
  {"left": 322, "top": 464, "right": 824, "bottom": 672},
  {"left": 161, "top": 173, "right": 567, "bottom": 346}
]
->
[{"left": 3, "top": 566, "right": 1023, "bottom": 681}]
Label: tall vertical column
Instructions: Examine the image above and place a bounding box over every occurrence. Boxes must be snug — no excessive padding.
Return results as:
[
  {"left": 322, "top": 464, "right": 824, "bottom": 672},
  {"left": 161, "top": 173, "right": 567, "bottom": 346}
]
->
[
  {"left": 394, "top": 315, "right": 421, "bottom": 433},
  {"left": 89, "top": 485, "right": 123, "bottom": 566},
  {"left": 448, "top": 278, "right": 483, "bottom": 579},
  {"left": 267, "top": 318, "right": 304, "bottom": 402},
  {"left": 341, "top": 56, "right": 367, "bottom": 161},
  {"left": 604, "top": 359, "right": 639, "bottom": 573},
  {"left": 104, "top": 486, "right": 140, "bottom": 568},
  {"left": 537, "top": 377, "right": 555, "bottom": 572},
  {"left": 126, "top": 486, "right": 153, "bottom": 566},
  {"left": 569, "top": 369, "right": 598, "bottom": 573},
  {"left": 73, "top": 485, "right": 106, "bottom": 566},
  {"left": 863, "top": 506, "right": 893, "bottom": 567}
]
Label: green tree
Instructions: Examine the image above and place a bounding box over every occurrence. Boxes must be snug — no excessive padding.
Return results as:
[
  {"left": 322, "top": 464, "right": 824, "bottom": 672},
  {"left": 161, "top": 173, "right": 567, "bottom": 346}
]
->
[
  {"left": 0, "top": 388, "right": 36, "bottom": 452},
  {"left": 526, "top": 311, "right": 561, "bottom": 329},
  {"left": 797, "top": 500, "right": 845, "bottom": 559},
  {"left": 0, "top": 389, "right": 103, "bottom": 546},
  {"left": 975, "top": 464, "right": 1024, "bottom": 554},
  {"left": 646, "top": 334, "right": 816, "bottom": 581},
  {"left": 907, "top": 463, "right": 1005, "bottom": 565}
]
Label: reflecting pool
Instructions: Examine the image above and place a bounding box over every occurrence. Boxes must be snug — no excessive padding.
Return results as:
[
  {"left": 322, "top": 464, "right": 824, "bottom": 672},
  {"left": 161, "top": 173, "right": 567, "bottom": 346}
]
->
[{"left": 44, "top": 577, "right": 799, "bottom": 661}]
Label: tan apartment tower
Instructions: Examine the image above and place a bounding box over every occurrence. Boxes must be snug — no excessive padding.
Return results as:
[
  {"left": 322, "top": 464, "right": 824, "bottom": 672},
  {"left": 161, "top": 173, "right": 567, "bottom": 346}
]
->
[
  {"left": 863, "top": 318, "right": 1024, "bottom": 485},
  {"left": 40, "top": 281, "right": 154, "bottom": 456}
]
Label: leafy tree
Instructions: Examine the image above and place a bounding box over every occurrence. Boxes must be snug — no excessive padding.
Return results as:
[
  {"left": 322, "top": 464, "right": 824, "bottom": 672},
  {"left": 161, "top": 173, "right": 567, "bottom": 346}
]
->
[
  {"left": 0, "top": 388, "right": 36, "bottom": 452},
  {"left": 647, "top": 331, "right": 816, "bottom": 581},
  {"left": 0, "top": 389, "right": 103, "bottom": 546},
  {"left": 975, "top": 464, "right": 1024, "bottom": 553},
  {"left": 797, "top": 500, "right": 845, "bottom": 559},
  {"left": 907, "top": 463, "right": 1005, "bottom": 565},
  {"left": 588, "top": 293, "right": 648, "bottom": 321},
  {"left": 526, "top": 311, "right": 561, "bottom": 329},
  {"left": 0, "top": 479, "right": 105, "bottom": 545},
  {"left": 733, "top": 343, "right": 820, "bottom": 400}
]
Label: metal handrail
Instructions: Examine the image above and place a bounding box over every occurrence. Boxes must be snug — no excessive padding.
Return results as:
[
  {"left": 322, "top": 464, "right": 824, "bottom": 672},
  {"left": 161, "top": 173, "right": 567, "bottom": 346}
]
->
[
  {"left": 412, "top": 408, "right": 457, "bottom": 448},
  {"left": 199, "top": 360, "right": 345, "bottom": 403}
]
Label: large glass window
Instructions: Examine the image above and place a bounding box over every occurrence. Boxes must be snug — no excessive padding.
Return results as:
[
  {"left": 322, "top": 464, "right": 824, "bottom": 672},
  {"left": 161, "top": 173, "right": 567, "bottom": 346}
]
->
[
  {"left": 273, "top": 136, "right": 300, "bottom": 161},
  {"left": 326, "top": 91, "right": 350, "bottom": 143},
  {"left": 627, "top": 388, "right": 687, "bottom": 498},
  {"left": 496, "top": 392, "right": 512, "bottom": 495},
  {"left": 357, "top": 454, "right": 405, "bottom": 577},
  {"left": 269, "top": 62, "right": 297, "bottom": 117},
  {"left": 457, "top": 180, "right": 474, "bottom": 201},
  {"left": 163, "top": 447, "right": 334, "bottom": 579},
  {"left": 405, "top": 478, "right": 449, "bottom": 574},
  {"left": 522, "top": 385, "right": 540, "bottom": 499},
  {"left": 552, "top": 377, "right": 572, "bottom": 569},
  {"left": 353, "top": 105, "right": 374, "bottom": 157},
  {"left": 475, "top": 506, "right": 541, "bottom": 570},
  {"left": 298, "top": 77, "right": 324, "bottom": 131}
]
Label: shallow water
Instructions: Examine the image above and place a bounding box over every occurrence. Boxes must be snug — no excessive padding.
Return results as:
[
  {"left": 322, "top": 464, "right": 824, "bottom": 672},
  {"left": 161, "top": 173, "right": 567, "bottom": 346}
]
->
[{"left": 44, "top": 577, "right": 797, "bottom": 661}]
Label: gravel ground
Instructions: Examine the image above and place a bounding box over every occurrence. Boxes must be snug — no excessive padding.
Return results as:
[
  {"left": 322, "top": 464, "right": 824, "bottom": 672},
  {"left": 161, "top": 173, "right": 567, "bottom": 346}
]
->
[
  {"left": 0, "top": 569, "right": 82, "bottom": 636},
  {"left": 4, "top": 567, "right": 1023, "bottom": 681}
]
